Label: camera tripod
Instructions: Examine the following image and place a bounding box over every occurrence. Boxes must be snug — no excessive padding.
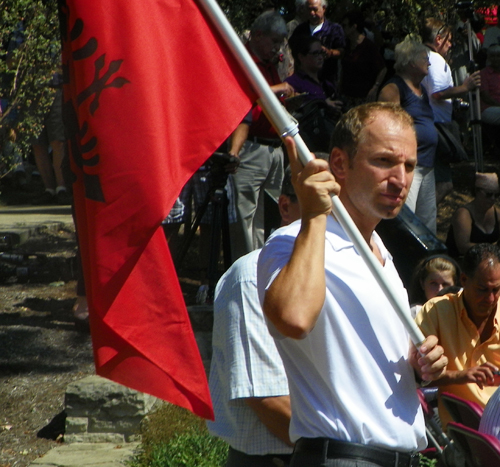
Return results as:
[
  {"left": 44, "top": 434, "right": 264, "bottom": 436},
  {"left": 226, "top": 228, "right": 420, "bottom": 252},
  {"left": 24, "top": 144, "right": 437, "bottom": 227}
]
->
[
  {"left": 457, "top": 1, "right": 484, "bottom": 171},
  {"left": 174, "top": 153, "right": 235, "bottom": 304}
]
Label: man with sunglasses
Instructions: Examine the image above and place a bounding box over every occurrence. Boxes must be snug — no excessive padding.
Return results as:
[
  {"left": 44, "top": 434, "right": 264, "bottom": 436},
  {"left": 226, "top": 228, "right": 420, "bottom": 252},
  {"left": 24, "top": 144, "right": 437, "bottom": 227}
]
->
[
  {"left": 416, "top": 243, "right": 500, "bottom": 430},
  {"left": 421, "top": 18, "right": 481, "bottom": 205}
]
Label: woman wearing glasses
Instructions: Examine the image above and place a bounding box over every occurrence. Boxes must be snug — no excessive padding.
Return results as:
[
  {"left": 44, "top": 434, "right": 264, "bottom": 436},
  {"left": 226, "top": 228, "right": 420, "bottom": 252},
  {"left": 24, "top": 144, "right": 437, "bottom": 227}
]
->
[
  {"left": 285, "top": 35, "right": 341, "bottom": 107},
  {"left": 446, "top": 172, "right": 500, "bottom": 257}
]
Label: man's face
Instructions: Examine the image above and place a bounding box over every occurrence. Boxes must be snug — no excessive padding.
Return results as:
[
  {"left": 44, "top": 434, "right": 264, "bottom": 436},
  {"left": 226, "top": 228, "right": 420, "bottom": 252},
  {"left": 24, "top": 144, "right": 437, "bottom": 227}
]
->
[
  {"left": 462, "top": 260, "right": 500, "bottom": 322},
  {"left": 331, "top": 111, "right": 417, "bottom": 228},
  {"left": 306, "top": 0, "right": 325, "bottom": 26},
  {"left": 252, "top": 31, "right": 285, "bottom": 62},
  {"left": 436, "top": 32, "right": 452, "bottom": 57}
]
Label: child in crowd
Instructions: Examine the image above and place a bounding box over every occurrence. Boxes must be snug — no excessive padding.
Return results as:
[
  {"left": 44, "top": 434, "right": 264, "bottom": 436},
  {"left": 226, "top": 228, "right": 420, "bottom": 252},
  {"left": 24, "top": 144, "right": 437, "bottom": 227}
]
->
[{"left": 409, "top": 254, "right": 461, "bottom": 318}]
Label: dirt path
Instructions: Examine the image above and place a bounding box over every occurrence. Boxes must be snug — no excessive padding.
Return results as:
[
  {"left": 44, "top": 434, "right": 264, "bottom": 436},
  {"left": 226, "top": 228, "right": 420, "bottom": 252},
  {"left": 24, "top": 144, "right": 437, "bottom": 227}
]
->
[{"left": 0, "top": 228, "right": 94, "bottom": 467}]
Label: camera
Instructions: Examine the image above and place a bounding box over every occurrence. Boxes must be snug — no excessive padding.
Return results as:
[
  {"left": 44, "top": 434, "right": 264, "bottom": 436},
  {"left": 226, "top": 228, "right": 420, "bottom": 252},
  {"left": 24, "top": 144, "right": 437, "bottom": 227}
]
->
[{"left": 454, "top": 98, "right": 470, "bottom": 113}]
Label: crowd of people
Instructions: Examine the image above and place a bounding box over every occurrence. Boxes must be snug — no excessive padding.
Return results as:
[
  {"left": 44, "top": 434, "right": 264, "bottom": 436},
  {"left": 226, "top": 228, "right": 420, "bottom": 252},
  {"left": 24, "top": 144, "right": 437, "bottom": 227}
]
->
[
  {"left": 3, "top": 1, "right": 500, "bottom": 464},
  {"left": 165, "top": 1, "right": 500, "bottom": 305},
  {"left": 198, "top": 3, "right": 500, "bottom": 467}
]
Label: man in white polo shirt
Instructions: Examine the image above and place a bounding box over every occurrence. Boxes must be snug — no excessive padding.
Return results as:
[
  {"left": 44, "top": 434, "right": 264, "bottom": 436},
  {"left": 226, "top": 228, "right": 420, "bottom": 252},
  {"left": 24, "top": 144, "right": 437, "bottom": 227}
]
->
[{"left": 258, "top": 102, "right": 448, "bottom": 467}]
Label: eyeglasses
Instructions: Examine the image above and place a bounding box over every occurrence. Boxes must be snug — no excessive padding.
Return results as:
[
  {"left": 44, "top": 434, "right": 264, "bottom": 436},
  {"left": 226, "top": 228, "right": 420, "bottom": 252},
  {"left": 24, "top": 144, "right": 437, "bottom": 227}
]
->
[
  {"left": 307, "top": 50, "right": 323, "bottom": 56},
  {"left": 434, "top": 24, "right": 451, "bottom": 40}
]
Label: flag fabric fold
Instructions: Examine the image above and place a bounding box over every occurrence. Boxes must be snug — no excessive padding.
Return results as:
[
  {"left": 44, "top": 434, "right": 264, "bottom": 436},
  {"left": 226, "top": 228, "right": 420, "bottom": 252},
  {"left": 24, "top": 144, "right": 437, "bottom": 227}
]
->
[{"left": 60, "top": 0, "right": 254, "bottom": 419}]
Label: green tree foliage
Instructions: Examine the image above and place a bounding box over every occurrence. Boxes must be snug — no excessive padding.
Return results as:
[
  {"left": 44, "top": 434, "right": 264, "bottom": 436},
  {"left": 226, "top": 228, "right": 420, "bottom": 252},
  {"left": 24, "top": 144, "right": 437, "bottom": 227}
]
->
[
  {"left": 0, "top": 0, "right": 59, "bottom": 159},
  {"left": 0, "top": 0, "right": 496, "bottom": 170}
]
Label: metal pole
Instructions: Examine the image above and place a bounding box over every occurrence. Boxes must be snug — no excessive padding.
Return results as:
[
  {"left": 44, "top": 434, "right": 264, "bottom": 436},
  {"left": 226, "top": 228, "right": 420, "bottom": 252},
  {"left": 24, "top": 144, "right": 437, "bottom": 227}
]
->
[
  {"left": 196, "top": 0, "right": 426, "bottom": 348},
  {"left": 466, "top": 20, "right": 484, "bottom": 172}
]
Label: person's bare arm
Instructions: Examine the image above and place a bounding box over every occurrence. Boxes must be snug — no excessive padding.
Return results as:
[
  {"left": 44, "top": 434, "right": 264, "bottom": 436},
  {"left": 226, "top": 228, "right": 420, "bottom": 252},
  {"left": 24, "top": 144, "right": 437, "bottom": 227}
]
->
[
  {"left": 270, "top": 82, "right": 295, "bottom": 98},
  {"left": 378, "top": 82, "right": 400, "bottom": 104},
  {"left": 432, "top": 71, "right": 481, "bottom": 101},
  {"left": 366, "top": 67, "right": 387, "bottom": 102},
  {"left": 245, "top": 396, "right": 293, "bottom": 446},
  {"left": 263, "top": 137, "right": 339, "bottom": 339},
  {"left": 228, "top": 123, "right": 249, "bottom": 157},
  {"left": 425, "top": 363, "right": 499, "bottom": 389},
  {"left": 450, "top": 207, "right": 474, "bottom": 255},
  {"left": 322, "top": 45, "right": 344, "bottom": 58}
]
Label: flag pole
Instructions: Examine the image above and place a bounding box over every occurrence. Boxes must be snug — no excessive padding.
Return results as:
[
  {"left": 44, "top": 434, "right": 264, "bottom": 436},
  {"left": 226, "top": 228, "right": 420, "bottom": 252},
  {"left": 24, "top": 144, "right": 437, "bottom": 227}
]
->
[{"left": 197, "top": 0, "right": 426, "bottom": 349}]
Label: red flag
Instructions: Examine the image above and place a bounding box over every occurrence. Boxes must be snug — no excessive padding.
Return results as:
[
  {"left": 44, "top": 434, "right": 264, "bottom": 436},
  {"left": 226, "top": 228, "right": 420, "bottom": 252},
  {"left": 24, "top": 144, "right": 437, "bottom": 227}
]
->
[{"left": 60, "top": 0, "right": 254, "bottom": 419}]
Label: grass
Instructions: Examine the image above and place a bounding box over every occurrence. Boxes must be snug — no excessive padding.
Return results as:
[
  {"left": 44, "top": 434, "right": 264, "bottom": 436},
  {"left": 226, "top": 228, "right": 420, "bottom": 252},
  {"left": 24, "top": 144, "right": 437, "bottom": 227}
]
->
[
  {"left": 130, "top": 403, "right": 439, "bottom": 467},
  {"left": 128, "top": 403, "right": 228, "bottom": 467}
]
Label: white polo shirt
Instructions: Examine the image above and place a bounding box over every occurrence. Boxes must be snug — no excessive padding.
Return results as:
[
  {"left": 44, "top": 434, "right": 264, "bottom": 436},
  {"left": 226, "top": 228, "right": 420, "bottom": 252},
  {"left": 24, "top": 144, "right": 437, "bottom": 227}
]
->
[
  {"left": 257, "top": 216, "right": 427, "bottom": 452},
  {"left": 422, "top": 50, "right": 454, "bottom": 123}
]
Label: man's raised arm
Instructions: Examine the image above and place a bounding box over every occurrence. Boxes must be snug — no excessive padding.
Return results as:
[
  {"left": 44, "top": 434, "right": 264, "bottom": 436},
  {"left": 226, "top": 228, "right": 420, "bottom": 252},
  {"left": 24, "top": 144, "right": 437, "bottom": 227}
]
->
[{"left": 262, "top": 137, "right": 339, "bottom": 339}]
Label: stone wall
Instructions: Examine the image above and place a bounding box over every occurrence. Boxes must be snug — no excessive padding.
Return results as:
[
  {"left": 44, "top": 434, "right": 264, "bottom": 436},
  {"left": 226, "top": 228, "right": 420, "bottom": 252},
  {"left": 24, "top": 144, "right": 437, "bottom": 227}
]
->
[
  {"left": 64, "top": 375, "right": 159, "bottom": 443},
  {"left": 64, "top": 304, "right": 213, "bottom": 443}
]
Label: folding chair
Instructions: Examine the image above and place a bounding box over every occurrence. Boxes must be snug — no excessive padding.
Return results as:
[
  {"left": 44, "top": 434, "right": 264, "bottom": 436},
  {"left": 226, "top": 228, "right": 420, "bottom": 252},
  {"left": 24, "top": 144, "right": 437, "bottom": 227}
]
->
[
  {"left": 448, "top": 421, "right": 500, "bottom": 467},
  {"left": 441, "top": 392, "right": 484, "bottom": 430},
  {"left": 417, "top": 388, "right": 450, "bottom": 461}
]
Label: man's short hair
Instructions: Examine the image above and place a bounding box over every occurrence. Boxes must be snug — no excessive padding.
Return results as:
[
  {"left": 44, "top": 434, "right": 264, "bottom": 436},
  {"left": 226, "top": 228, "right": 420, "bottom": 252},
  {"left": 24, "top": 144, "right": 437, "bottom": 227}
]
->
[
  {"left": 394, "top": 40, "right": 428, "bottom": 74},
  {"left": 421, "top": 17, "right": 451, "bottom": 45},
  {"left": 329, "top": 102, "right": 415, "bottom": 158},
  {"left": 250, "top": 11, "right": 287, "bottom": 37},
  {"left": 462, "top": 243, "right": 500, "bottom": 278}
]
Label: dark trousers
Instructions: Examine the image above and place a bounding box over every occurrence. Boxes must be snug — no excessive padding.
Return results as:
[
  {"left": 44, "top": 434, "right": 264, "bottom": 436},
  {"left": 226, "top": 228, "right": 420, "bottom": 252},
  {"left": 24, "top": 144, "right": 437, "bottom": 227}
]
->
[
  {"left": 290, "top": 438, "right": 420, "bottom": 467},
  {"left": 226, "top": 446, "right": 292, "bottom": 467},
  {"left": 290, "top": 451, "right": 382, "bottom": 467}
]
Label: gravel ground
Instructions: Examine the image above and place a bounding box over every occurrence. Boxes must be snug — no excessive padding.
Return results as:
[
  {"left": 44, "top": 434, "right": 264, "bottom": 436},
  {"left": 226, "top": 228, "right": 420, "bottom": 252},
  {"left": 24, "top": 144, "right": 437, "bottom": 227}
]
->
[
  {"left": 0, "top": 224, "right": 203, "bottom": 467},
  {"left": 0, "top": 227, "right": 94, "bottom": 467}
]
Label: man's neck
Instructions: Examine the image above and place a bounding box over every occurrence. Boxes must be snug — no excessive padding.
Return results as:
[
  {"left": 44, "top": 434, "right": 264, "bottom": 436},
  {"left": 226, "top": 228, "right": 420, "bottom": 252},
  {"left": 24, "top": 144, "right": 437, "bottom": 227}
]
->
[
  {"left": 424, "top": 42, "right": 437, "bottom": 53},
  {"left": 310, "top": 21, "right": 324, "bottom": 34},
  {"left": 464, "top": 299, "right": 497, "bottom": 341}
]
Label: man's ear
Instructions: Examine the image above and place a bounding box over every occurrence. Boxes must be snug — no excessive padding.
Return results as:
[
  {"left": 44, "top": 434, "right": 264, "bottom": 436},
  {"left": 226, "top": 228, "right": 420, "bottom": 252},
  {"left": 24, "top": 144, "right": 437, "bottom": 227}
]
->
[
  {"left": 329, "top": 147, "right": 349, "bottom": 180},
  {"left": 278, "top": 194, "right": 291, "bottom": 224}
]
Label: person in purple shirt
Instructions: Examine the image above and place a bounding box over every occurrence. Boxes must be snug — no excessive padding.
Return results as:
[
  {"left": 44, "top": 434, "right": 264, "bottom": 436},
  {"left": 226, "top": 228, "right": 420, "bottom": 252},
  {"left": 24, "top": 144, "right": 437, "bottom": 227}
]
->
[
  {"left": 289, "top": 0, "right": 345, "bottom": 84},
  {"left": 285, "top": 36, "right": 342, "bottom": 111}
]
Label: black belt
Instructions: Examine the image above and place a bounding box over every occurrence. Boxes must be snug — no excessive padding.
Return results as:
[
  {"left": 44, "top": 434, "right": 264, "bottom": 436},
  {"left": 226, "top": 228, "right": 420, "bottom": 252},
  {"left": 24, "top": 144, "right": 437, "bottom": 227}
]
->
[
  {"left": 249, "top": 136, "right": 282, "bottom": 148},
  {"left": 294, "top": 438, "right": 420, "bottom": 467}
]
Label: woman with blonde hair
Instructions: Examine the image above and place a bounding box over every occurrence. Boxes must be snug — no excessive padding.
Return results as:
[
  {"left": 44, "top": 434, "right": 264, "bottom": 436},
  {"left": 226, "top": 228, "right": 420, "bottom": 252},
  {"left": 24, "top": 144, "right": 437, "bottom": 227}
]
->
[{"left": 409, "top": 254, "right": 461, "bottom": 318}]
